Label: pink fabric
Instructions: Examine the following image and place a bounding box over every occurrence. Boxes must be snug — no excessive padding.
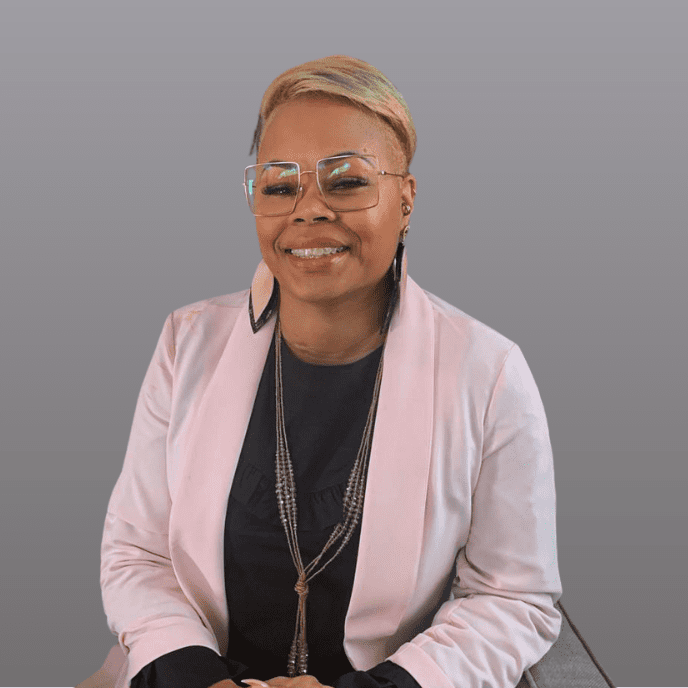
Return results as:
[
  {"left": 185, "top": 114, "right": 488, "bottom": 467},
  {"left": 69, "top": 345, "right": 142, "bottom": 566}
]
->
[{"left": 101, "top": 257, "right": 562, "bottom": 688}]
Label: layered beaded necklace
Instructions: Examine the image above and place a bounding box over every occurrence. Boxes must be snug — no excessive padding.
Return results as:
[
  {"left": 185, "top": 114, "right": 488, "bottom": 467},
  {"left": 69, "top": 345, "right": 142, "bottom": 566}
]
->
[{"left": 273, "top": 316, "right": 388, "bottom": 677}]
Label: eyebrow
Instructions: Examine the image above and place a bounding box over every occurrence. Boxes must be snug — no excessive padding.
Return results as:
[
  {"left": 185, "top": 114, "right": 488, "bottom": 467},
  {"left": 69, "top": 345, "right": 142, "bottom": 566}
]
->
[{"left": 266, "top": 151, "right": 360, "bottom": 164}]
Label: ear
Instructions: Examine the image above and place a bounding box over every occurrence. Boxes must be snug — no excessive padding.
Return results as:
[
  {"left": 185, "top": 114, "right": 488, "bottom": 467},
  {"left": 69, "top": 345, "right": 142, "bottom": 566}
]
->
[{"left": 401, "top": 174, "right": 417, "bottom": 213}]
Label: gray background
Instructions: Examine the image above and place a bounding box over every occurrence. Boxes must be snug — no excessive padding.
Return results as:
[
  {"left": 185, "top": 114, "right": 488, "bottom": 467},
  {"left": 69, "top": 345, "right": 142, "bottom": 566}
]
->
[{"left": 1, "top": 1, "right": 686, "bottom": 686}]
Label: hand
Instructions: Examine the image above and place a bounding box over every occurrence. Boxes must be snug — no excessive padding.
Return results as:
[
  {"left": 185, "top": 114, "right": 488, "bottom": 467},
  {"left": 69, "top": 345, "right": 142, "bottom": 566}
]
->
[{"left": 243, "top": 676, "right": 333, "bottom": 688}]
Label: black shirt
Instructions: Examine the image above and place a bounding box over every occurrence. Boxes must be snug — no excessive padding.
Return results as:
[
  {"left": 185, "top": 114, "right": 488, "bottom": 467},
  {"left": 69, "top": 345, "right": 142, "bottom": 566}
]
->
[{"left": 131, "top": 331, "right": 422, "bottom": 688}]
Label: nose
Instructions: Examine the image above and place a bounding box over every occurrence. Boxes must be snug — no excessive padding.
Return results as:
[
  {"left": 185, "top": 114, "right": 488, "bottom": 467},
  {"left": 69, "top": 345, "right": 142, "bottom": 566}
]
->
[{"left": 292, "top": 171, "right": 336, "bottom": 223}]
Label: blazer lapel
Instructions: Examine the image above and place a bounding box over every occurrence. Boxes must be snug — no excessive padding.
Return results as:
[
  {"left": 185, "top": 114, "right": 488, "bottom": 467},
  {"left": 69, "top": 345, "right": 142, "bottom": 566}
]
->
[
  {"left": 344, "top": 272, "right": 436, "bottom": 669},
  {"left": 171, "top": 290, "right": 276, "bottom": 656}
]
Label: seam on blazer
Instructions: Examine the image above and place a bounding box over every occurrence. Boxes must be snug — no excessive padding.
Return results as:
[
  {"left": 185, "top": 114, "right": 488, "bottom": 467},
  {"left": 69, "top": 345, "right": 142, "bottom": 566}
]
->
[
  {"left": 169, "top": 311, "right": 176, "bottom": 361},
  {"left": 481, "top": 342, "right": 517, "bottom": 435},
  {"left": 168, "top": 311, "right": 177, "bottom": 394}
]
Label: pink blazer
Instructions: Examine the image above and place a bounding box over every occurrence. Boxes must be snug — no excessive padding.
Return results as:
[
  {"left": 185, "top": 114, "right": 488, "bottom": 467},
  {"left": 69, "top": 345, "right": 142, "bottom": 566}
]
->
[{"left": 101, "top": 254, "right": 563, "bottom": 688}]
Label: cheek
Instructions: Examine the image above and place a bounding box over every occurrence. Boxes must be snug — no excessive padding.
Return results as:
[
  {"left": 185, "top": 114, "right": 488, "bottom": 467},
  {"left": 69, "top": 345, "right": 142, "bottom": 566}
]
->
[
  {"left": 366, "top": 206, "right": 401, "bottom": 251},
  {"left": 357, "top": 226, "right": 401, "bottom": 271},
  {"left": 255, "top": 221, "right": 281, "bottom": 248},
  {"left": 353, "top": 217, "right": 394, "bottom": 254}
]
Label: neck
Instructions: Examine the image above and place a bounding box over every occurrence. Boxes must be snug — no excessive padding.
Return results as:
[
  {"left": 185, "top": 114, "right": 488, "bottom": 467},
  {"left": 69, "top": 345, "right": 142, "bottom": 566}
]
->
[{"left": 277, "top": 273, "right": 393, "bottom": 366}]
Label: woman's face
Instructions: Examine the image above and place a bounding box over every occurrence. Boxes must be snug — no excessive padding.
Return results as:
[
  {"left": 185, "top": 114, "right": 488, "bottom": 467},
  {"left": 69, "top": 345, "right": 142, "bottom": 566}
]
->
[{"left": 254, "top": 95, "right": 416, "bottom": 311}]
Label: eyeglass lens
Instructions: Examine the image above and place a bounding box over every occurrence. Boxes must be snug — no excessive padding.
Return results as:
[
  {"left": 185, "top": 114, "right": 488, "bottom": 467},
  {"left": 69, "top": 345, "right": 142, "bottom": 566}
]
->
[{"left": 245, "top": 155, "right": 379, "bottom": 216}]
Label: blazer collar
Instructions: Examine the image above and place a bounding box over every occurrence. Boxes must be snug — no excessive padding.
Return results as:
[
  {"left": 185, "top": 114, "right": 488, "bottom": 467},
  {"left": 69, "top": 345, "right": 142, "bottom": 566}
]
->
[{"left": 248, "top": 242, "right": 409, "bottom": 335}]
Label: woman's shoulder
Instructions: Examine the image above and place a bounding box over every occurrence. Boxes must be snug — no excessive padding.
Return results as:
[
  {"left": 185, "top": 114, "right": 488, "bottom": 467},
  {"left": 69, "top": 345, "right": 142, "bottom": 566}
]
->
[
  {"left": 173, "top": 288, "right": 249, "bottom": 317},
  {"left": 419, "top": 285, "right": 516, "bottom": 356},
  {"left": 161, "top": 288, "right": 251, "bottom": 357},
  {"left": 169, "top": 289, "right": 249, "bottom": 327}
]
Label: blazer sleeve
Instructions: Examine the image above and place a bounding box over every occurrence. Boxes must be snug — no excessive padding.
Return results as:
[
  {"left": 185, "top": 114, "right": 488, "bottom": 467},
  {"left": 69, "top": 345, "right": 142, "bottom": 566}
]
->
[
  {"left": 130, "top": 646, "right": 238, "bottom": 688},
  {"left": 100, "top": 313, "right": 221, "bottom": 686},
  {"left": 389, "top": 343, "right": 563, "bottom": 688}
]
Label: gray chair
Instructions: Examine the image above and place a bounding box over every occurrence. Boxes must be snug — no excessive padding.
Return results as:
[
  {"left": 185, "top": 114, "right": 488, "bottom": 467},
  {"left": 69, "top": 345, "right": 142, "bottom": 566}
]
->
[
  {"left": 76, "top": 599, "right": 615, "bottom": 688},
  {"left": 516, "top": 600, "right": 615, "bottom": 688}
]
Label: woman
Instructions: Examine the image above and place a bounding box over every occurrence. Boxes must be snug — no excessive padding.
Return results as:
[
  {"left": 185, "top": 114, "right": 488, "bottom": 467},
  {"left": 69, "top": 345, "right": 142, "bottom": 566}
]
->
[{"left": 100, "top": 55, "right": 563, "bottom": 688}]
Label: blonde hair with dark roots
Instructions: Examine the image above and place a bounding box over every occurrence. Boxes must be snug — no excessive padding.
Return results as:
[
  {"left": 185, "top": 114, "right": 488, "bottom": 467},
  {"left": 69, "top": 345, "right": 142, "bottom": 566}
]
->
[{"left": 250, "top": 55, "right": 416, "bottom": 174}]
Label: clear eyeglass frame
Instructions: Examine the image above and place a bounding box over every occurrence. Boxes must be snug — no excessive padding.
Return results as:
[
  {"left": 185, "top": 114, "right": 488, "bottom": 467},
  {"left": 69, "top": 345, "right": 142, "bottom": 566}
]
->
[{"left": 243, "top": 154, "right": 407, "bottom": 217}]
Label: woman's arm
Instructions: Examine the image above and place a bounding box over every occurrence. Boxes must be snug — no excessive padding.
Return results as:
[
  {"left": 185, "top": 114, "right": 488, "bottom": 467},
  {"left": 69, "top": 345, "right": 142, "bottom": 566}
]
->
[
  {"left": 101, "top": 313, "right": 224, "bottom": 684},
  {"left": 387, "top": 344, "right": 563, "bottom": 688},
  {"left": 129, "top": 646, "right": 245, "bottom": 688}
]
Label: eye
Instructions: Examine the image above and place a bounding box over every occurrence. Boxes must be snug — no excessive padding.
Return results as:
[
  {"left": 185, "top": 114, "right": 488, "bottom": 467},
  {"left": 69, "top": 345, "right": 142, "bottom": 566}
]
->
[
  {"left": 327, "top": 176, "right": 370, "bottom": 192},
  {"left": 262, "top": 183, "right": 298, "bottom": 196}
]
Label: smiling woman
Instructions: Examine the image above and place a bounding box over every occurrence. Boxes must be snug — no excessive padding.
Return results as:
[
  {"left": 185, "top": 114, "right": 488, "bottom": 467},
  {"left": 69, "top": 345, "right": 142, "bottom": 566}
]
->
[
  {"left": 251, "top": 95, "right": 415, "bottom": 365},
  {"left": 99, "top": 55, "right": 563, "bottom": 688}
]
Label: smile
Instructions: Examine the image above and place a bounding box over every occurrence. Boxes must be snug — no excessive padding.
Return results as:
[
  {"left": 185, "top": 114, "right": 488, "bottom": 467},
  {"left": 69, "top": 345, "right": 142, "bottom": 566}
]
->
[{"left": 285, "top": 247, "right": 348, "bottom": 258}]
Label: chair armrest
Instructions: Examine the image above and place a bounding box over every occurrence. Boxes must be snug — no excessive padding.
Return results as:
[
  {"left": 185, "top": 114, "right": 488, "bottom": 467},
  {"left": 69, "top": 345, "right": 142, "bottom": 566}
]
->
[{"left": 516, "top": 599, "right": 616, "bottom": 688}]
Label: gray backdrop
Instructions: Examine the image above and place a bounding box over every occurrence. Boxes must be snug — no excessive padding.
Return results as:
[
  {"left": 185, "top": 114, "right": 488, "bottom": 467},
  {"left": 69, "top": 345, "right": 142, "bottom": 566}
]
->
[{"left": 1, "top": 1, "right": 686, "bottom": 686}]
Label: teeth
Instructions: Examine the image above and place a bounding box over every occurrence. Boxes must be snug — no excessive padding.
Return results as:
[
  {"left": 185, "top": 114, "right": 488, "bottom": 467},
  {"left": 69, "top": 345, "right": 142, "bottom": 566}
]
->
[{"left": 289, "top": 247, "right": 347, "bottom": 258}]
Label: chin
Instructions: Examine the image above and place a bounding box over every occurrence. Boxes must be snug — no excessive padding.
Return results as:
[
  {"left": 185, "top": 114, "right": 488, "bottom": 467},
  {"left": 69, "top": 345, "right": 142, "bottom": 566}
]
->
[{"left": 290, "top": 285, "right": 351, "bottom": 307}]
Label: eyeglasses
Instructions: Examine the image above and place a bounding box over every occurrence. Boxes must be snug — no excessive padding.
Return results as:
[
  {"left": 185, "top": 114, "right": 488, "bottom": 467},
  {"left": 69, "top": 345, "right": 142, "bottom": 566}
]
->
[{"left": 243, "top": 154, "right": 406, "bottom": 217}]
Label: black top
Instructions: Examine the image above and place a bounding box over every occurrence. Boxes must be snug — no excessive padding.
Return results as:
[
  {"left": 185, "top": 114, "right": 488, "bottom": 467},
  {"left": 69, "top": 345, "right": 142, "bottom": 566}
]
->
[{"left": 131, "top": 331, "right": 422, "bottom": 688}]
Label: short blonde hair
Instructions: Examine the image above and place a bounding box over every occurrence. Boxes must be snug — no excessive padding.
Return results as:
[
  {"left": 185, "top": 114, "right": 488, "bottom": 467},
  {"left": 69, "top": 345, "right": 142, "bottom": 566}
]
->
[{"left": 250, "top": 55, "right": 416, "bottom": 174}]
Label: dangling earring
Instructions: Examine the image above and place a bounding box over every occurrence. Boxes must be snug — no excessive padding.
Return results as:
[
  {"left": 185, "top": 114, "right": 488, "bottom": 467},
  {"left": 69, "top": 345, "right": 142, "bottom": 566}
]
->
[
  {"left": 380, "top": 238, "right": 405, "bottom": 335},
  {"left": 394, "top": 234, "right": 405, "bottom": 280},
  {"left": 393, "top": 222, "right": 409, "bottom": 300},
  {"left": 397, "top": 201, "right": 412, "bottom": 277},
  {"left": 379, "top": 203, "right": 412, "bottom": 335}
]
